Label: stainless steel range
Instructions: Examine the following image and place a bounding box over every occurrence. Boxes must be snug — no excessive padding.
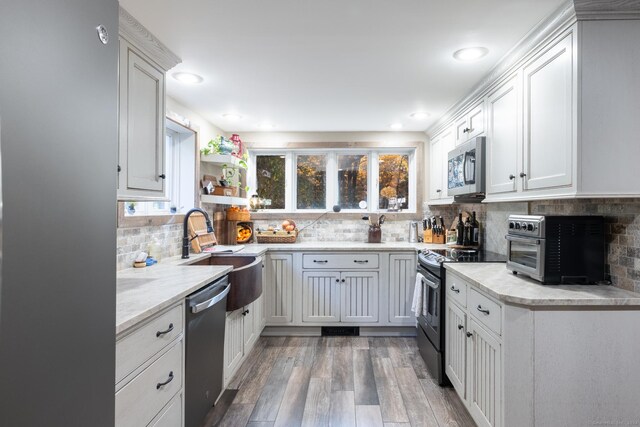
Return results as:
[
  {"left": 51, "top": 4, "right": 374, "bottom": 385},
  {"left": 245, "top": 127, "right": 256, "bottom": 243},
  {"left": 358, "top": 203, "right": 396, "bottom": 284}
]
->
[{"left": 416, "top": 248, "right": 506, "bottom": 385}]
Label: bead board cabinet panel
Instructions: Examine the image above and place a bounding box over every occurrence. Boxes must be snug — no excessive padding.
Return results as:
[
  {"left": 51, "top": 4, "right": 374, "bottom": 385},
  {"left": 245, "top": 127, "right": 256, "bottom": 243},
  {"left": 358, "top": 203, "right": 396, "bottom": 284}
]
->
[
  {"left": 341, "top": 271, "right": 379, "bottom": 323},
  {"left": 265, "top": 254, "right": 294, "bottom": 324},
  {"left": 388, "top": 254, "right": 417, "bottom": 324},
  {"left": 302, "top": 271, "right": 341, "bottom": 322}
]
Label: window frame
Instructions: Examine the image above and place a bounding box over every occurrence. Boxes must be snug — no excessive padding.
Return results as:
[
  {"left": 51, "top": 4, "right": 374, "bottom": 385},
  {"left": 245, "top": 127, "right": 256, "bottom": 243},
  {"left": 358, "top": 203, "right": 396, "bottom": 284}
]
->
[{"left": 248, "top": 147, "right": 416, "bottom": 213}]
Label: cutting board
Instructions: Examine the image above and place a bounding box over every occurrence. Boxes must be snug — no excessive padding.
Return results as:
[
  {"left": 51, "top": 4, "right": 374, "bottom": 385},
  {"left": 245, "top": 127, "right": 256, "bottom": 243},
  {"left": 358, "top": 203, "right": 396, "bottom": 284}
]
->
[{"left": 187, "top": 212, "right": 217, "bottom": 253}]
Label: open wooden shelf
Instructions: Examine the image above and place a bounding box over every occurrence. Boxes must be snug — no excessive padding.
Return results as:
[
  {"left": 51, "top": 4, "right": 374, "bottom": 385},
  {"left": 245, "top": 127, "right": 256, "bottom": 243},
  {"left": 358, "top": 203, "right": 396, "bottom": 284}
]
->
[{"left": 201, "top": 194, "right": 248, "bottom": 206}]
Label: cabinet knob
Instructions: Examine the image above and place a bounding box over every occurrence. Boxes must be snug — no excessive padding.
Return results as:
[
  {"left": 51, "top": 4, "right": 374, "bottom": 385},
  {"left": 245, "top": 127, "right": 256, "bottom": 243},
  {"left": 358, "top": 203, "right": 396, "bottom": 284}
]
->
[
  {"left": 509, "top": 174, "right": 515, "bottom": 180},
  {"left": 117, "top": 165, "right": 121, "bottom": 173},
  {"left": 436, "top": 189, "right": 442, "bottom": 193},
  {"left": 463, "top": 127, "right": 470, "bottom": 133},
  {"left": 336, "top": 278, "right": 340, "bottom": 283},
  {"left": 457, "top": 324, "right": 464, "bottom": 330},
  {"left": 159, "top": 174, "right": 166, "bottom": 179},
  {"left": 466, "top": 332, "right": 473, "bottom": 338},
  {"left": 519, "top": 172, "right": 526, "bottom": 178},
  {"left": 341, "top": 279, "right": 346, "bottom": 283}
]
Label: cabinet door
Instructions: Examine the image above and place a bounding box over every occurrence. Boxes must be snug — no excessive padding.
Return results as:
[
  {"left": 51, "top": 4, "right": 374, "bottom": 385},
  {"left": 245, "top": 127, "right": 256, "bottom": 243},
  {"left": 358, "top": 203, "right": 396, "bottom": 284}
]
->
[
  {"left": 445, "top": 300, "right": 467, "bottom": 398},
  {"left": 265, "top": 253, "right": 293, "bottom": 324},
  {"left": 486, "top": 73, "right": 521, "bottom": 195},
  {"left": 148, "top": 391, "right": 183, "bottom": 427},
  {"left": 223, "top": 309, "right": 244, "bottom": 383},
  {"left": 243, "top": 304, "right": 256, "bottom": 350},
  {"left": 253, "top": 294, "right": 265, "bottom": 337},
  {"left": 523, "top": 33, "right": 574, "bottom": 192},
  {"left": 467, "top": 319, "right": 502, "bottom": 427},
  {"left": 388, "top": 254, "right": 416, "bottom": 325},
  {"left": 302, "top": 271, "right": 340, "bottom": 323},
  {"left": 119, "top": 42, "right": 166, "bottom": 197},
  {"left": 455, "top": 115, "right": 470, "bottom": 146},
  {"left": 340, "top": 272, "right": 378, "bottom": 323},
  {"left": 440, "top": 128, "right": 455, "bottom": 202},
  {"left": 467, "top": 103, "right": 485, "bottom": 140},
  {"left": 429, "top": 137, "right": 443, "bottom": 200}
]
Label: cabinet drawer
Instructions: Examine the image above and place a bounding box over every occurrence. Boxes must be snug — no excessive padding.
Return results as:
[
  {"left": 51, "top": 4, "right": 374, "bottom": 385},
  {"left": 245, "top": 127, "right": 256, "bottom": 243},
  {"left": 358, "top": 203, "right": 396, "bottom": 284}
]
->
[
  {"left": 468, "top": 288, "right": 502, "bottom": 336},
  {"left": 302, "top": 253, "right": 379, "bottom": 269},
  {"left": 446, "top": 274, "right": 468, "bottom": 308},
  {"left": 149, "top": 390, "right": 183, "bottom": 427},
  {"left": 116, "top": 304, "right": 184, "bottom": 384},
  {"left": 115, "top": 341, "right": 183, "bottom": 427}
]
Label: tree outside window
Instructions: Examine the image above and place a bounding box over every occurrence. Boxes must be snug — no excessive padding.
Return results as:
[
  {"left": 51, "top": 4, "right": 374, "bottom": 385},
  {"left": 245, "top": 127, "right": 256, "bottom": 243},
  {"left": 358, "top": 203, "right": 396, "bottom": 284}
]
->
[
  {"left": 296, "top": 155, "right": 326, "bottom": 209},
  {"left": 378, "top": 154, "right": 409, "bottom": 209}
]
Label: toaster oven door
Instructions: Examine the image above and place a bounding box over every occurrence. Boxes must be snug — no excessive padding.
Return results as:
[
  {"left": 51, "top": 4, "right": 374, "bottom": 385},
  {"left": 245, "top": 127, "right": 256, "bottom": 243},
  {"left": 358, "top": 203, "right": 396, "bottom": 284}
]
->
[{"left": 506, "top": 235, "right": 545, "bottom": 281}]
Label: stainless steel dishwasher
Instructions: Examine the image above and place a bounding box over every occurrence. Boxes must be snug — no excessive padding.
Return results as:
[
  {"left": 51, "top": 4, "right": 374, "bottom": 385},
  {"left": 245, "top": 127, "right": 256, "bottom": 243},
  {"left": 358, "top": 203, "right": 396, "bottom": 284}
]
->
[{"left": 185, "top": 275, "right": 230, "bottom": 427}]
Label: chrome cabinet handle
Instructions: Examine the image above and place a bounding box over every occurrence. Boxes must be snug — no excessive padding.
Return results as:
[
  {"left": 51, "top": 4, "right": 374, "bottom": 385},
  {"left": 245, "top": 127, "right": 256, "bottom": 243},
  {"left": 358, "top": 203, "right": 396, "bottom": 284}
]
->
[
  {"left": 458, "top": 324, "right": 464, "bottom": 330},
  {"left": 466, "top": 332, "right": 473, "bottom": 338},
  {"left": 313, "top": 260, "right": 328, "bottom": 264},
  {"left": 156, "top": 323, "right": 174, "bottom": 338},
  {"left": 156, "top": 371, "right": 174, "bottom": 389},
  {"left": 354, "top": 260, "right": 369, "bottom": 264},
  {"left": 450, "top": 286, "right": 460, "bottom": 294},
  {"left": 477, "top": 305, "right": 490, "bottom": 315}
]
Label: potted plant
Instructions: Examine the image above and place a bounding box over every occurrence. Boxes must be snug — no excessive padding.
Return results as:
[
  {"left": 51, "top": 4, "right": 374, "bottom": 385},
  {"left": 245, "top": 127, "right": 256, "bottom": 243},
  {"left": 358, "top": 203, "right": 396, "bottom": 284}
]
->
[{"left": 126, "top": 201, "right": 137, "bottom": 214}]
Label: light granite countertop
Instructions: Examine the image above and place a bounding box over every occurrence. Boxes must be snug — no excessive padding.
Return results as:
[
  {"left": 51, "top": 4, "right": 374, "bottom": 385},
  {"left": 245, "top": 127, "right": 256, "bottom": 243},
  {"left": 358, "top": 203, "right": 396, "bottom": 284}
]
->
[
  {"left": 445, "top": 263, "right": 640, "bottom": 307},
  {"left": 239, "top": 241, "right": 447, "bottom": 253},
  {"left": 116, "top": 258, "right": 232, "bottom": 336}
]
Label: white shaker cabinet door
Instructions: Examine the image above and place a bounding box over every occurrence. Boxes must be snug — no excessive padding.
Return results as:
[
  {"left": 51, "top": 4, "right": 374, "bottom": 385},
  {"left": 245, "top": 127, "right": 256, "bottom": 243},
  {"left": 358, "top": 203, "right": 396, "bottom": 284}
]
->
[
  {"left": 429, "top": 136, "right": 443, "bottom": 200},
  {"left": 467, "top": 103, "right": 485, "bottom": 140},
  {"left": 523, "top": 32, "right": 574, "bottom": 192},
  {"left": 486, "top": 73, "right": 521, "bottom": 195},
  {"left": 340, "top": 272, "right": 379, "bottom": 323},
  {"left": 302, "top": 271, "right": 341, "bottom": 323},
  {"left": 445, "top": 300, "right": 468, "bottom": 399},
  {"left": 388, "top": 254, "right": 416, "bottom": 325},
  {"left": 265, "top": 253, "right": 294, "bottom": 324},
  {"left": 467, "top": 319, "right": 502, "bottom": 427}
]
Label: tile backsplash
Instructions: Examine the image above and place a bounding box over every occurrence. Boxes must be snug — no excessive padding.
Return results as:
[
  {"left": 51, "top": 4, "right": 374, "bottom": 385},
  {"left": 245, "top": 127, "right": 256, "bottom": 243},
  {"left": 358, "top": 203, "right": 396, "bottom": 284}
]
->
[
  {"left": 117, "top": 223, "right": 182, "bottom": 270},
  {"left": 425, "top": 198, "right": 640, "bottom": 292}
]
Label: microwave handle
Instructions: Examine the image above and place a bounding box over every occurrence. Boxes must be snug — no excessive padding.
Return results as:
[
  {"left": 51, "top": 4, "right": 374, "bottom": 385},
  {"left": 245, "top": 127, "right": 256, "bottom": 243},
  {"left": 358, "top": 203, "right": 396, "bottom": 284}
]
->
[
  {"left": 463, "top": 151, "right": 476, "bottom": 185},
  {"left": 505, "top": 235, "right": 541, "bottom": 245}
]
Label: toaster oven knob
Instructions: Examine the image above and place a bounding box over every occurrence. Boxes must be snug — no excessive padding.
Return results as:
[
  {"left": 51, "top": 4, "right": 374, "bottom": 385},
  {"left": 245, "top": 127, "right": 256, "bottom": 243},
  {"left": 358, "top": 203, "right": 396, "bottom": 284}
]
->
[
  {"left": 509, "top": 222, "right": 515, "bottom": 229},
  {"left": 514, "top": 222, "right": 521, "bottom": 230},
  {"left": 521, "top": 222, "right": 528, "bottom": 230},
  {"left": 526, "top": 223, "right": 534, "bottom": 231}
]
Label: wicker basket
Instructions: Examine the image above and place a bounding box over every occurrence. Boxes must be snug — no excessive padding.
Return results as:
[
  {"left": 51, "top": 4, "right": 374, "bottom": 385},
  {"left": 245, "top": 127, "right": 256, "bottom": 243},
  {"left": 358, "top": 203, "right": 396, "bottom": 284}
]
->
[
  {"left": 255, "top": 229, "right": 298, "bottom": 244},
  {"left": 226, "top": 210, "right": 251, "bottom": 221}
]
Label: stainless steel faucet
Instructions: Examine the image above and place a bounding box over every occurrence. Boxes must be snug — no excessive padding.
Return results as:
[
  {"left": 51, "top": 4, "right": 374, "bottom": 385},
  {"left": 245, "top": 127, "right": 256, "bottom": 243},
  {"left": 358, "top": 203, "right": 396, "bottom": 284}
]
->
[{"left": 182, "top": 208, "right": 214, "bottom": 259}]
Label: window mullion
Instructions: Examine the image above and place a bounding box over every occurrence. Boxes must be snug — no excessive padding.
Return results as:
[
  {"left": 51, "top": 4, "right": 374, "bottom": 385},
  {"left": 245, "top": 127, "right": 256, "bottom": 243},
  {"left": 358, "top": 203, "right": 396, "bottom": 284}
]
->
[
  {"left": 286, "top": 152, "right": 294, "bottom": 212},
  {"left": 370, "top": 151, "right": 379, "bottom": 212},
  {"left": 326, "top": 152, "right": 336, "bottom": 209}
]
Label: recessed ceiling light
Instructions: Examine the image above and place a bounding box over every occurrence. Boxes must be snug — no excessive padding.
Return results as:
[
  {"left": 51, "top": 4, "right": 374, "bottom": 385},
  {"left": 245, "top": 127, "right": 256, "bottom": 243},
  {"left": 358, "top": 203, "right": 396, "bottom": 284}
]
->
[
  {"left": 453, "top": 47, "right": 489, "bottom": 62},
  {"left": 257, "top": 122, "right": 275, "bottom": 129},
  {"left": 172, "top": 72, "right": 203, "bottom": 84},
  {"left": 390, "top": 123, "right": 403, "bottom": 130},
  {"left": 222, "top": 113, "right": 243, "bottom": 120},
  {"left": 409, "top": 111, "right": 431, "bottom": 120}
]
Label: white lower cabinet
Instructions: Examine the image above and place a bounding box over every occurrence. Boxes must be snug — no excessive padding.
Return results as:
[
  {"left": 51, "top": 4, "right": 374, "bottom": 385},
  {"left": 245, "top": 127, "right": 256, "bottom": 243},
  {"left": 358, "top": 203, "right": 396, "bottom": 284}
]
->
[
  {"left": 388, "top": 253, "right": 417, "bottom": 325},
  {"left": 265, "top": 253, "right": 294, "bottom": 324},
  {"left": 341, "top": 271, "right": 379, "bottom": 323},
  {"left": 223, "top": 295, "right": 265, "bottom": 385},
  {"left": 302, "top": 271, "right": 341, "bottom": 322},
  {"left": 445, "top": 300, "right": 467, "bottom": 397},
  {"left": 115, "top": 302, "right": 185, "bottom": 427}
]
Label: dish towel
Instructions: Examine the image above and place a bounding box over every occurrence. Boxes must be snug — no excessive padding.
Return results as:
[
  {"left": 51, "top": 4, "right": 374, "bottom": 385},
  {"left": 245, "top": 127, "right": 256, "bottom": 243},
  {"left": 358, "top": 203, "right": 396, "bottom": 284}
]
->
[{"left": 412, "top": 272, "right": 425, "bottom": 317}]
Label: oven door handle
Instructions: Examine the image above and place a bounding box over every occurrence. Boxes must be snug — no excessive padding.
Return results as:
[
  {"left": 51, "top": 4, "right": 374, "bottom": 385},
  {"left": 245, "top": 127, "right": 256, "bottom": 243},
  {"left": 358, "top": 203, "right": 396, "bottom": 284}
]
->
[
  {"left": 421, "top": 274, "right": 439, "bottom": 290},
  {"left": 506, "top": 235, "right": 541, "bottom": 245}
]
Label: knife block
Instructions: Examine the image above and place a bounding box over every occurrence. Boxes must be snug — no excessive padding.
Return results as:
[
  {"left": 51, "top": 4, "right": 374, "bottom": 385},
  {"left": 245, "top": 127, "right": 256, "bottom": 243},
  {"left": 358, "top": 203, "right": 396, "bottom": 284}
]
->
[{"left": 423, "top": 229, "right": 445, "bottom": 244}]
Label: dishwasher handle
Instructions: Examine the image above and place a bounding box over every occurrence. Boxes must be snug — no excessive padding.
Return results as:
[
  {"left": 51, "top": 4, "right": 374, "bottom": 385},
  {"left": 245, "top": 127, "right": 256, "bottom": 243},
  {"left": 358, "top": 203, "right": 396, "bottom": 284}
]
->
[{"left": 191, "top": 283, "right": 231, "bottom": 314}]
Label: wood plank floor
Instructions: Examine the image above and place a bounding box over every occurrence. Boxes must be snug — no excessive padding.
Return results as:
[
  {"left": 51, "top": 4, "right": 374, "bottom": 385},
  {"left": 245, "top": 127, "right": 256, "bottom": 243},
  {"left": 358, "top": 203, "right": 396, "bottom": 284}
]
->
[{"left": 207, "top": 336, "right": 475, "bottom": 427}]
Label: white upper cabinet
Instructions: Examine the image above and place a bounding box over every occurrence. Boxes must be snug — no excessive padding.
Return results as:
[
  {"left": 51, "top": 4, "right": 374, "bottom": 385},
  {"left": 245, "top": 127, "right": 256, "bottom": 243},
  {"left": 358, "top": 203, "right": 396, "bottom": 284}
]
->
[
  {"left": 455, "top": 102, "right": 485, "bottom": 146},
  {"left": 117, "top": 7, "right": 180, "bottom": 201},
  {"left": 522, "top": 33, "right": 574, "bottom": 192},
  {"left": 428, "top": 126, "right": 454, "bottom": 204},
  {"left": 485, "top": 73, "right": 522, "bottom": 196}
]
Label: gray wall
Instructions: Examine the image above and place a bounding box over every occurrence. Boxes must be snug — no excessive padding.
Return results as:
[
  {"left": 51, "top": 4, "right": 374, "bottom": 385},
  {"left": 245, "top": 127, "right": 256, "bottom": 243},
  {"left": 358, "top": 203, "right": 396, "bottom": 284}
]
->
[{"left": 0, "top": 0, "right": 118, "bottom": 425}]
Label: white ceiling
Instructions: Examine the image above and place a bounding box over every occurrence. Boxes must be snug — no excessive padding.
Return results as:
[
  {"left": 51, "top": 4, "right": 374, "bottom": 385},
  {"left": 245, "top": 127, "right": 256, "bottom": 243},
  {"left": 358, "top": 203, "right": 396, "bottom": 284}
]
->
[{"left": 120, "top": 0, "right": 565, "bottom": 133}]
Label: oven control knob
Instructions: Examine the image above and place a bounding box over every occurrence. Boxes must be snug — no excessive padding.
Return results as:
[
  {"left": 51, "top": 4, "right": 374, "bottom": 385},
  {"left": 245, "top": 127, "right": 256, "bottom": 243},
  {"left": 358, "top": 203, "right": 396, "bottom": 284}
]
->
[
  {"left": 514, "top": 222, "right": 521, "bottom": 230},
  {"left": 521, "top": 222, "right": 528, "bottom": 230},
  {"left": 526, "top": 223, "right": 534, "bottom": 231},
  {"left": 509, "top": 222, "right": 515, "bottom": 229}
]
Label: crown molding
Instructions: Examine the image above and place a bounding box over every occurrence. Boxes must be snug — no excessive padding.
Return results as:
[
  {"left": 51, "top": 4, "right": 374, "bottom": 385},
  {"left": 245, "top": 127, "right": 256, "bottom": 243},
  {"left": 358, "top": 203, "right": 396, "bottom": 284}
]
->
[
  {"left": 118, "top": 6, "right": 181, "bottom": 71},
  {"left": 573, "top": 0, "right": 640, "bottom": 20}
]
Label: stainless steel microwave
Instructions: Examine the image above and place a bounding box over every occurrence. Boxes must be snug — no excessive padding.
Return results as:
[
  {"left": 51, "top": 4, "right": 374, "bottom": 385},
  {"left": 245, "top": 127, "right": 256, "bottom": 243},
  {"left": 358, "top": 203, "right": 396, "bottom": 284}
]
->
[{"left": 447, "top": 136, "right": 485, "bottom": 201}]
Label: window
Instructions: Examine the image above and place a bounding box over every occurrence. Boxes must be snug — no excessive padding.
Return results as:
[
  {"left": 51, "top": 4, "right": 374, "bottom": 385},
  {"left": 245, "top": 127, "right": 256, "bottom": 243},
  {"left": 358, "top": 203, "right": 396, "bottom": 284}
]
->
[
  {"left": 125, "top": 121, "right": 197, "bottom": 216},
  {"left": 337, "top": 154, "right": 367, "bottom": 209},
  {"left": 378, "top": 154, "right": 409, "bottom": 210},
  {"left": 248, "top": 148, "right": 416, "bottom": 212},
  {"left": 296, "top": 154, "right": 326, "bottom": 209},
  {"left": 256, "top": 155, "right": 286, "bottom": 209}
]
